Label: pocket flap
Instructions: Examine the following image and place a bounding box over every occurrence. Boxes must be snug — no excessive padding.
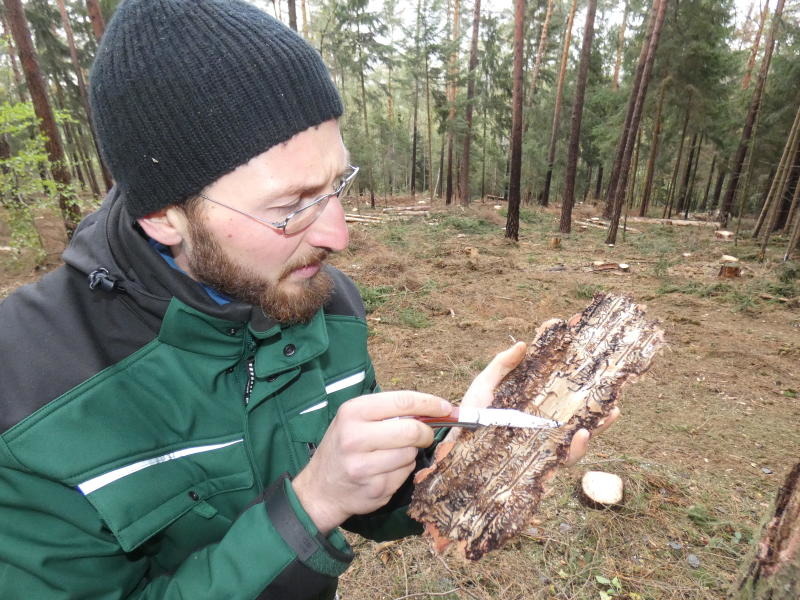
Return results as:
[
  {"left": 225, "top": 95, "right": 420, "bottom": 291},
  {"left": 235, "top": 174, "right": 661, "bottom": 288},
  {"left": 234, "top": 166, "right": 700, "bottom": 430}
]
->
[{"left": 79, "top": 437, "right": 253, "bottom": 551}]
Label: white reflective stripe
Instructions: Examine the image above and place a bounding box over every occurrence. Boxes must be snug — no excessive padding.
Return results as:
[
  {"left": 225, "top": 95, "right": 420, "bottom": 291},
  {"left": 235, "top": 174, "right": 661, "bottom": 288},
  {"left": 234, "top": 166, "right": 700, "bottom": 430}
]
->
[
  {"left": 299, "top": 400, "right": 328, "bottom": 415},
  {"left": 324, "top": 371, "right": 365, "bottom": 395},
  {"left": 77, "top": 439, "right": 244, "bottom": 495}
]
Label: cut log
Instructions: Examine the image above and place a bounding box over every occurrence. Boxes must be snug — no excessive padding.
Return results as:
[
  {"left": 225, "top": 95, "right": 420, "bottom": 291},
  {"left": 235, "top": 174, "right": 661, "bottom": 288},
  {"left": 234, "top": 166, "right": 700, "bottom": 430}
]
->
[
  {"left": 716, "top": 230, "right": 735, "bottom": 240},
  {"left": 730, "top": 462, "right": 800, "bottom": 599},
  {"left": 719, "top": 265, "right": 742, "bottom": 278},
  {"left": 409, "top": 294, "right": 665, "bottom": 560},
  {"left": 581, "top": 471, "right": 624, "bottom": 506}
]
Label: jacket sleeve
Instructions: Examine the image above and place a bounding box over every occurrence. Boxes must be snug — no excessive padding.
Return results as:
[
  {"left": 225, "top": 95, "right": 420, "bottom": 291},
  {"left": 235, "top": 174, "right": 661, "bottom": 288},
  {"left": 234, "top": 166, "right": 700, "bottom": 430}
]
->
[{"left": 0, "top": 447, "right": 352, "bottom": 600}]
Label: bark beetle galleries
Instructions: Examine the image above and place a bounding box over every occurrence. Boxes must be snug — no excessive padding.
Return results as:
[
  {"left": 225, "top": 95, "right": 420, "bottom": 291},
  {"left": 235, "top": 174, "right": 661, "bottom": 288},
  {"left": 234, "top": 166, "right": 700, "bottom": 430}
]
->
[{"left": 409, "top": 294, "right": 666, "bottom": 560}]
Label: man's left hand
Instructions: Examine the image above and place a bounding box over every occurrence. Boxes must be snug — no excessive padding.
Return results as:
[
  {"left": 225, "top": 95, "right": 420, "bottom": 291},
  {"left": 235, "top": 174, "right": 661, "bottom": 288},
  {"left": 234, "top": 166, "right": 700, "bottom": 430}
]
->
[{"left": 448, "top": 341, "right": 619, "bottom": 466}]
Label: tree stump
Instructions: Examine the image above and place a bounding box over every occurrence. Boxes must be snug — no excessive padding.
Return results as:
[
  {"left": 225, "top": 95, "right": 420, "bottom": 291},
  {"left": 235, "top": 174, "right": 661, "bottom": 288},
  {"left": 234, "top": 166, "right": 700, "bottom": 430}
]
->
[
  {"left": 409, "top": 294, "right": 664, "bottom": 560},
  {"left": 730, "top": 462, "right": 800, "bottom": 599}
]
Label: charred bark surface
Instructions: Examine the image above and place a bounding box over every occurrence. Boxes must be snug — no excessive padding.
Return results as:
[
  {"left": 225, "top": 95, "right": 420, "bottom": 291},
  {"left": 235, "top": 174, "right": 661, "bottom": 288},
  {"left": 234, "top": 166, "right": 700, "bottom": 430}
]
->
[
  {"left": 409, "top": 294, "right": 665, "bottom": 560},
  {"left": 730, "top": 462, "right": 800, "bottom": 599}
]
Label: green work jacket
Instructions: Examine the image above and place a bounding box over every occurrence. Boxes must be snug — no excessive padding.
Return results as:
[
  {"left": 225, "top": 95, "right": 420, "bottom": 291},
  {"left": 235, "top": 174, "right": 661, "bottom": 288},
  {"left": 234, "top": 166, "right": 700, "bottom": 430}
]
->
[{"left": 0, "top": 190, "right": 422, "bottom": 599}]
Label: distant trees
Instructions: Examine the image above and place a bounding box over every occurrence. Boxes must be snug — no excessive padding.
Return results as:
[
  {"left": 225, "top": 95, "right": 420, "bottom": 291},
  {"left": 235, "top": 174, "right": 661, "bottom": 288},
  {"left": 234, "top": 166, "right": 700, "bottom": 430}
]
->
[{"left": 0, "top": 0, "right": 797, "bottom": 257}]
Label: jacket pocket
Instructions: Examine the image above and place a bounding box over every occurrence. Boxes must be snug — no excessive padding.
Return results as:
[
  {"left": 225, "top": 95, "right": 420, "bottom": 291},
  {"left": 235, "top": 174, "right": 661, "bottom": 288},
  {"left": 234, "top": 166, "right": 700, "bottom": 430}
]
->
[
  {"left": 285, "top": 367, "right": 369, "bottom": 455},
  {"left": 78, "top": 436, "right": 253, "bottom": 552}
]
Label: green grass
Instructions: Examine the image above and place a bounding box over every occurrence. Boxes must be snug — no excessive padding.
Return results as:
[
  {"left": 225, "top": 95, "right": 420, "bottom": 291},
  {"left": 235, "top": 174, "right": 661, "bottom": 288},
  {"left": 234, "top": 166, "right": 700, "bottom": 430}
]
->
[
  {"left": 355, "top": 283, "right": 395, "bottom": 313},
  {"left": 398, "top": 307, "right": 431, "bottom": 329},
  {"left": 574, "top": 283, "right": 604, "bottom": 299},
  {"left": 436, "top": 215, "right": 496, "bottom": 234}
]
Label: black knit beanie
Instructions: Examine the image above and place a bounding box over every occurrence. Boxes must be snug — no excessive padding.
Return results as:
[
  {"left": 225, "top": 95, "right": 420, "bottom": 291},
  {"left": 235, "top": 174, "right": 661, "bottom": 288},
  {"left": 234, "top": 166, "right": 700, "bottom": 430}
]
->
[{"left": 89, "top": 0, "right": 343, "bottom": 218}]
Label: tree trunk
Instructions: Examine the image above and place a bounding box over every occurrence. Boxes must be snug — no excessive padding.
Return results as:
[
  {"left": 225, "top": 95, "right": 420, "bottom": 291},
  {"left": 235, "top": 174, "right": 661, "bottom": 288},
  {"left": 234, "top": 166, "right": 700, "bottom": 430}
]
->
[
  {"left": 742, "top": 1, "right": 769, "bottom": 90},
  {"left": 729, "top": 462, "right": 800, "bottom": 599},
  {"left": 1, "top": 10, "right": 27, "bottom": 103},
  {"left": 684, "top": 132, "right": 704, "bottom": 218},
  {"left": 410, "top": 0, "right": 423, "bottom": 198},
  {"left": 425, "top": 50, "right": 435, "bottom": 202},
  {"left": 445, "top": 0, "right": 461, "bottom": 206},
  {"left": 758, "top": 103, "right": 800, "bottom": 257},
  {"left": 4, "top": 0, "right": 79, "bottom": 235},
  {"left": 540, "top": 0, "right": 577, "bottom": 207},
  {"left": 663, "top": 98, "right": 691, "bottom": 219},
  {"left": 458, "top": 0, "right": 481, "bottom": 205},
  {"left": 56, "top": 0, "right": 112, "bottom": 193},
  {"left": 85, "top": 0, "right": 105, "bottom": 41},
  {"left": 700, "top": 153, "right": 717, "bottom": 212},
  {"left": 560, "top": 0, "right": 596, "bottom": 234},
  {"left": 287, "top": 0, "right": 297, "bottom": 31},
  {"left": 785, "top": 197, "right": 800, "bottom": 260},
  {"left": 720, "top": 0, "right": 785, "bottom": 227},
  {"left": 713, "top": 167, "right": 727, "bottom": 212},
  {"left": 506, "top": 0, "right": 525, "bottom": 241},
  {"left": 523, "top": 0, "right": 554, "bottom": 132},
  {"left": 676, "top": 131, "right": 699, "bottom": 216},
  {"left": 602, "top": 0, "right": 660, "bottom": 219},
  {"left": 612, "top": 0, "right": 629, "bottom": 91},
  {"left": 783, "top": 164, "right": 800, "bottom": 235},
  {"left": 606, "top": 0, "right": 668, "bottom": 245},
  {"left": 594, "top": 164, "right": 603, "bottom": 202},
  {"left": 639, "top": 78, "right": 668, "bottom": 216}
]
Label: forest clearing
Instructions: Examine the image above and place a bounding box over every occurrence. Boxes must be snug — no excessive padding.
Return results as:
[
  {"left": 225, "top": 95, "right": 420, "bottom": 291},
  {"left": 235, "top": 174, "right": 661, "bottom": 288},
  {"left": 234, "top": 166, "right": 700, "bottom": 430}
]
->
[
  {"left": 6, "top": 196, "right": 799, "bottom": 599},
  {"left": 1, "top": 0, "right": 799, "bottom": 597}
]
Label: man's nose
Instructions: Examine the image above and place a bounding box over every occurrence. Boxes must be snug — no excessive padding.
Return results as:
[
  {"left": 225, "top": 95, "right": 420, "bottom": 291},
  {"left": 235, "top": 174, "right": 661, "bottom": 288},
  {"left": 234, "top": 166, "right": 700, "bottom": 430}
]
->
[{"left": 305, "top": 195, "right": 349, "bottom": 252}]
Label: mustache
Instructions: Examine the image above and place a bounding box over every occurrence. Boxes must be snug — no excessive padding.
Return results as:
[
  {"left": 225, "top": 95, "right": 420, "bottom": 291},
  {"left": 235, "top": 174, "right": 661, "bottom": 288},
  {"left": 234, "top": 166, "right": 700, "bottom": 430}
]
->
[{"left": 280, "top": 247, "right": 330, "bottom": 279}]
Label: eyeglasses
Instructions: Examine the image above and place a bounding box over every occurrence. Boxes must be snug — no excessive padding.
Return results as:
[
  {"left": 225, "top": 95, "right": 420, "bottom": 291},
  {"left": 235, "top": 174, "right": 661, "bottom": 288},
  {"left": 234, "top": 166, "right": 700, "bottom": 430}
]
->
[{"left": 198, "top": 164, "right": 359, "bottom": 235}]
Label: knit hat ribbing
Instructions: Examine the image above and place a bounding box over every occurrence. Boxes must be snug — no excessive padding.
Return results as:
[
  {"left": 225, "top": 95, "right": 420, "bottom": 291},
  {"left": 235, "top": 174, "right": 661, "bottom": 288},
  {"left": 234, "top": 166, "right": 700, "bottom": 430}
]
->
[{"left": 89, "top": 0, "right": 343, "bottom": 219}]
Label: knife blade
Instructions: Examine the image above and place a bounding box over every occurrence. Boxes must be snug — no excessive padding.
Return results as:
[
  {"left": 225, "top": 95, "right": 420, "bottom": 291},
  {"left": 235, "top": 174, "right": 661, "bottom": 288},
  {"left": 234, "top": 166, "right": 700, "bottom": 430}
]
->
[{"left": 416, "top": 407, "right": 562, "bottom": 429}]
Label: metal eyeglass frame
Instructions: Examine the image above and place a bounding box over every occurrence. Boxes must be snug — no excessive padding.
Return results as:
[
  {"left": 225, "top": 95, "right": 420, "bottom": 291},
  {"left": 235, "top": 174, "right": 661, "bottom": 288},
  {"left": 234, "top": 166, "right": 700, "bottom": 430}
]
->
[{"left": 197, "top": 164, "right": 359, "bottom": 235}]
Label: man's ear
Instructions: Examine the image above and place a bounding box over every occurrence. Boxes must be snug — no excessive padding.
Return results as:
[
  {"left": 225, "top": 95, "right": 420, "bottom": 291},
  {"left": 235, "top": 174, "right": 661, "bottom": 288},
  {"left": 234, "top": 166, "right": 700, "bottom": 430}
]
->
[{"left": 137, "top": 207, "right": 189, "bottom": 246}]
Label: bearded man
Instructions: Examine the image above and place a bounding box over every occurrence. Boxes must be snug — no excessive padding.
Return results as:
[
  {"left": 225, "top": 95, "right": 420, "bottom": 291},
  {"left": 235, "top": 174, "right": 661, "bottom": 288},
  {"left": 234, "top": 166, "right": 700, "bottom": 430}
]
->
[{"left": 0, "top": 1, "right": 603, "bottom": 598}]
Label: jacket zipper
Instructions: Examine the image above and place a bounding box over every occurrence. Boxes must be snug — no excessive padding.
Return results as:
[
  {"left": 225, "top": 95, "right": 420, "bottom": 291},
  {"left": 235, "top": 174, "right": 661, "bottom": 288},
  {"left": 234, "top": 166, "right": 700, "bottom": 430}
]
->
[{"left": 243, "top": 357, "right": 255, "bottom": 405}]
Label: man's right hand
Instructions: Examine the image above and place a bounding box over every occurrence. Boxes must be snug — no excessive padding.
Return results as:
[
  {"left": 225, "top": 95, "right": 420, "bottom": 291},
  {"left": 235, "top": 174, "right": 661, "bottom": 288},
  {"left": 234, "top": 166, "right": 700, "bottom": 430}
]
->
[{"left": 292, "top": 392, "right": 452, "bottom": 535}]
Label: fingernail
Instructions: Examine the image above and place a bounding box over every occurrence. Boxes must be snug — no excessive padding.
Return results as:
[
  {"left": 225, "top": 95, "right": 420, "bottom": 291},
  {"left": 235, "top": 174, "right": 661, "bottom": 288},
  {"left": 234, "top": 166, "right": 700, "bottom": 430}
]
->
[{"left": 440, "top": 400, "right": 452, "bottom": 413}]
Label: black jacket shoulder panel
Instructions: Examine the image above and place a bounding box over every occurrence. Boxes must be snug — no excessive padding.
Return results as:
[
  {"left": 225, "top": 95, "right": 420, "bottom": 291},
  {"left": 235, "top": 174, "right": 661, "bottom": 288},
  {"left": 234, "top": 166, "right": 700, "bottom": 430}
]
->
[
  {"left": 323, "top": 266, "right": 365, "bottom": 321},
  {"left": 0, "top": 266, "right": 158, "bottom": 432}
]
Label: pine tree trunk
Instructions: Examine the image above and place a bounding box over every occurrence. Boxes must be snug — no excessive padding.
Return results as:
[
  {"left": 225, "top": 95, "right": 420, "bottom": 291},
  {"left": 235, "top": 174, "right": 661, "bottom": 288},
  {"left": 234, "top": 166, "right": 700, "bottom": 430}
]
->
[
  {"left": 784, "top": 166, "right": 800, "bottom": 235},
  {"left": 4, "top": 0, "right": 79, "bottom": 235},
  {"left": 684, "top": 132, "right": 704, "bottom": 218},
  {"left": 560, "top": 0, "right": 596, "bottom": 234},
  {"left": 458, "top": 0, "right": 481, "bottom": 205},
  {"left": 758, "top": 103, "right": 800, "bottom": 257},
  {"left": 700, "top": 153, "right": 717, "bottom": 212},
  {"left": 742, "top": 1, "right": 769, "bottom": 90},
  {"left": 523, "top": 0, "right": 554, "bottom": 132},
  {"left": 611, "top": 0, "right": 629, "bottom": 91},
  {"left": 505, "top": 0, "right": 525, "bottom": 241},
  {"left": 56, "top": 0, "right": 112, "bottom": 193},
  {"left": 713, "top": 168, "right": 727, "bottom": 212},
  {"left": 540, "top": 0, "right": 577, "bottom": 207},
  {"left": 410, "top": 0, "right": 423, "bottom": 198},
  {"left": 606, "top": 0, "right": 668, "bottom": 244},
  {"left": 85, "top": 0, "right": 105, "bottom": 41},
  {"left": 729, "top": 462, "right": 800, "bottom": 599},
  {"left": 662, "top": 98, "right": 691, "bottom": 218},
  {"left": 639, "top": 78, "right": 668, "bottom": 216},
  {"left": 594, "top": 164, "right": 603, "bottom": 202},
  {"left": 720, "top": 0, "right": 785, "bottom": 227},
  {"left": 425, "top": 50, "right": 435, "bottom": 201},
  {"left": 287, "top": 0, "right": 297, "bottom": 31},
  {"left": 1, "top": 10, "right": 27, "bottom": 103},
  {"left": 602, "top": 0, "right": 660, "bottom": 219},
  {"left": 676, "top": 131, "right": 698, "bottom": 215},
  {"left": 445, "top": 0, "right": 461, "bottom": 206}
]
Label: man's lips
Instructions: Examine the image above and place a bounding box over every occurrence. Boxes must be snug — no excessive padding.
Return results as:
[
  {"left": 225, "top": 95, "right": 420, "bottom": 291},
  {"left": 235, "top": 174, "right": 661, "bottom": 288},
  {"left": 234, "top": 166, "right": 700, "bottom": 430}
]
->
[{"left": 289, "top": 262, "right": 321, "bottom": 279}]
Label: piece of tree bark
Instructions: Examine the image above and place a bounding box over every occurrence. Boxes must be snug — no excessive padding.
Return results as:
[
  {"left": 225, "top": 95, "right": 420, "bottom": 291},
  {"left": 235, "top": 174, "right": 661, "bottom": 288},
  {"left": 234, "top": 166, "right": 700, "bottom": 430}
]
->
[
  {"left": 409, "top": 294, "right": 665, "bottom": 560},
  {"left": 730, "top": 462, "right": 800, "bottom": 599}
]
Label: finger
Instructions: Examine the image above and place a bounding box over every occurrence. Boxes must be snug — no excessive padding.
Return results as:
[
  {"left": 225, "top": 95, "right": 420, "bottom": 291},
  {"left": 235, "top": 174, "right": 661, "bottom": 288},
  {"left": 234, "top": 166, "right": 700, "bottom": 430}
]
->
[
  {"left": 340, "top": 447, "right": 419, "bottom": 482},
  {"left": 564, "top": 428, "right": 590, "bottom": 466},
  {"left": 341, "top": 391, "right": 452, "bottom": 422},
  {"left": 339, "top": 416, "right": 437, "bottom": 452},
  {"left": 593, "top": 407, "right": 620, "bottom": 436},
  {"left": 462, "top": 342, "right": 527, "bottom": 405}
]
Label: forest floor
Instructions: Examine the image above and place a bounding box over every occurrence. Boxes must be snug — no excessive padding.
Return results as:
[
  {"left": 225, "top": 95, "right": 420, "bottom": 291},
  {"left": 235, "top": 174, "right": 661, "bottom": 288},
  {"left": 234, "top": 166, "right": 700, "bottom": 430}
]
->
[{"left": 2, "top": 197, "right": 799, "bottom": 599}]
